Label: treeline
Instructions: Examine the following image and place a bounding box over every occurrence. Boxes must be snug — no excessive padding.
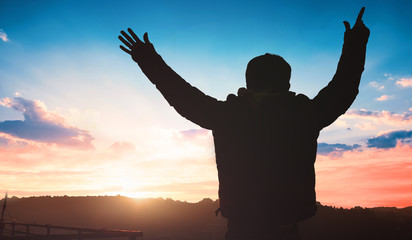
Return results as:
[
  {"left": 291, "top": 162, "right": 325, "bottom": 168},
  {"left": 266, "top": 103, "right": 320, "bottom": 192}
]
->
[{"left": 1, "top": 196, "right": 412, "bottom": 240}]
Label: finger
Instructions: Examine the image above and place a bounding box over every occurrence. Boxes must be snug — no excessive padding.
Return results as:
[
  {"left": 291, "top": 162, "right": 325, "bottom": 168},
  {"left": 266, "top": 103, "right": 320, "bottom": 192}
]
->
[
  {"left": 128, "top": 28, "right": 143, "bottom": 44},
  {"left": 343, "top": 21, "right": 350, "bottom": 31},
  {"left": 120, "top": 30, "right": 136, "bottom": 45},
  {"left": 119, "top": 45, "right": 131, "bottom": 54},
  {"left": 356, "top": 7, "right": 365, "bottom": 24},
  {"left": 143, "top": 32, "right": 151, "bottom": 44},
  {"left": 118, "top": 35, "right": 133, "bottom": 49}
]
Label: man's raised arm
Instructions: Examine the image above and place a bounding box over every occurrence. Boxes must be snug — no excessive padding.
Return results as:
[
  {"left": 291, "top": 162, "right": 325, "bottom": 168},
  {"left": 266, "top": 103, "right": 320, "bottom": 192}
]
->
[
  {"left": 313, "top": 7, "right": 370, "bottom": 129},
  {"left": 119, "top": 29, "right": 224, "bottom": 130}
]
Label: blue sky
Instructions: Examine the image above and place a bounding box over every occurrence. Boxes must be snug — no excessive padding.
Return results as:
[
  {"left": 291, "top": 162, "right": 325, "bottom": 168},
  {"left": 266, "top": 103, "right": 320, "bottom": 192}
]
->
[
  {"left": 1, "top": 0, "right": 412, "bottom": 207},
  {"left": 1, "top": 0, "right": 411, "bottom": 107}
]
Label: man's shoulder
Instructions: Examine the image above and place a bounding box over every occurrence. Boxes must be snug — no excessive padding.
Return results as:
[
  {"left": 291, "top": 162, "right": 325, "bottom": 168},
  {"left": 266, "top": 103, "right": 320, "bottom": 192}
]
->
[{"left": 223, "top": 90, "right": 312, "bottom": 106}]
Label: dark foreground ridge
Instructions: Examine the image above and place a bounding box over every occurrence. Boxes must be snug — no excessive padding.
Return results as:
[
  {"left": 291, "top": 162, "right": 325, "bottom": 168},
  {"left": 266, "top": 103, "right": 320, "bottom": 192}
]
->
[{"left": 1, "top": 196, "right": 411, "bottom": 240}]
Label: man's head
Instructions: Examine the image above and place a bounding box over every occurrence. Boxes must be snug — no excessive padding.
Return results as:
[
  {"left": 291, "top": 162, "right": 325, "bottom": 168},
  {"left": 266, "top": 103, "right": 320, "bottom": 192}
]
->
[{"left": 246, "top": 53, "right": 291, "bottom": 92}]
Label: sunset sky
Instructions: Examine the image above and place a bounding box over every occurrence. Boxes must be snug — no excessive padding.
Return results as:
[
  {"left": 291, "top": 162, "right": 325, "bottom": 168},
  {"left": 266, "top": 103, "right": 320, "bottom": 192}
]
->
[{"left": 1, "top": 0, "right": 412, "bottom": 208}]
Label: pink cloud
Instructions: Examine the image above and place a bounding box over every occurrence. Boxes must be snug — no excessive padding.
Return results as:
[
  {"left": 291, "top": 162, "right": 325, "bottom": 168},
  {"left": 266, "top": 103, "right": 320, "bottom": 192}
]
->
[
  {"left": 0, "top": 97, "right": 94, "bottom": 150},
  {"left": 0, "top": 133, "right": 28, "bottom": 148},
  {"left": 354, "top": 122, "right": 376, "bottom": 130},
  {"left": 345, "top": 109, "right": 412, "bottom": 126},
  {"left": 395, "top": 78, "right": 412, "bottom": 87},
  {"left": 0, "top": 97, "right": 65, "bottom": 125},
  {"left": 375, "top": 95, "right": 392, "bottom": 101}
]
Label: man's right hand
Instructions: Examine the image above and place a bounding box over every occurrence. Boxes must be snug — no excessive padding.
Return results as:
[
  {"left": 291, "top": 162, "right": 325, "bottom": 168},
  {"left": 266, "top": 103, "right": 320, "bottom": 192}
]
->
[
  {"left": 343, "top": 7, "right": 370, "bottom": 43},
  {"left": 118, "top": 29, "right": 157, "bottom": 64}
]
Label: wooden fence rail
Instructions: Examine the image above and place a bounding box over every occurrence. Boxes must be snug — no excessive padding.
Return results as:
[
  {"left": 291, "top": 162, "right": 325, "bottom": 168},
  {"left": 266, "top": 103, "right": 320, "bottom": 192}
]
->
[{"left": 0, "top": 222, "right": 143, "bottom": 240}]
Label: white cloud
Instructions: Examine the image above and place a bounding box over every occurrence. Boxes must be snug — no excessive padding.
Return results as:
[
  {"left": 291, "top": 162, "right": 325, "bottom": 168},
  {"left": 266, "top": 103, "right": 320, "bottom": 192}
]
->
[
  {"left": 369, "top": 81, "right": 384, "bottom": 90},
  {"left": 0, "top": 29, "right": 9, "bottom": 42},
  {"left": 384, "top": 73, "right": 395, "bottom": 81}
]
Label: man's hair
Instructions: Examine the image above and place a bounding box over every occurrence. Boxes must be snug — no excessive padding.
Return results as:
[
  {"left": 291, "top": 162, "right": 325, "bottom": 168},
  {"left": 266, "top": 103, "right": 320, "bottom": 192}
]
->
[{"left": 246, "top": 53, "right": 291, "bottom": 92}]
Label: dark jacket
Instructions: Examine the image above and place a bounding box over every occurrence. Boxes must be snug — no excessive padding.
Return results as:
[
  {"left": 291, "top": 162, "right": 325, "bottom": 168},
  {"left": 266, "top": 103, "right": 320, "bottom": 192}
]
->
[{"left": 137, "top": 31, "right": 367, "bottom": 224}]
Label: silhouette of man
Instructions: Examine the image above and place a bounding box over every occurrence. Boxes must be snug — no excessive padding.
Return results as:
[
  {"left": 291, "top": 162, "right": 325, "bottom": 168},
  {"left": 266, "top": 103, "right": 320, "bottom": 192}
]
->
[{"left": 119, "top": 7, "right": 369, "bottom": 240}]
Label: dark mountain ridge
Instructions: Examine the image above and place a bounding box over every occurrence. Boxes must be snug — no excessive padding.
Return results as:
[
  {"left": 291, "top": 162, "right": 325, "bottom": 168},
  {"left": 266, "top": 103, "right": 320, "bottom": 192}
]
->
[{"left": 1, "top": 196, "right": 411, "bottom": 240}]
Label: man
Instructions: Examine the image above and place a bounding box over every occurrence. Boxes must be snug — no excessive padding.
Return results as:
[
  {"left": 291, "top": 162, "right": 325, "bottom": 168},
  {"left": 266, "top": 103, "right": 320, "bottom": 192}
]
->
[{"left": 119, "top": 7, "right": 369, "bottom": 240}]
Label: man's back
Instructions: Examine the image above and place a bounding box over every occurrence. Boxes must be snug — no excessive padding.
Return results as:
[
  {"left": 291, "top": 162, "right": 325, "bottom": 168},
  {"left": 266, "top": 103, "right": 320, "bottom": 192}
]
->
[{"left": 214, "top": 90, "right": 318, "bottom": 223}]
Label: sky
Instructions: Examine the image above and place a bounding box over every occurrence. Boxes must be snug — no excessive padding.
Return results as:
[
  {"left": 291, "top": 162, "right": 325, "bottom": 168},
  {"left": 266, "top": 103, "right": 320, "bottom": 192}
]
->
[{"left": 1, "top": 0, "right": 412, "bottom": 208}]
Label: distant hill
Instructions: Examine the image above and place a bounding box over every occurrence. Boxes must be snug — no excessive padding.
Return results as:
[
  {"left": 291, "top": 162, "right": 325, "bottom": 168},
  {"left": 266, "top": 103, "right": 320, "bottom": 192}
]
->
[{"left": 1, "top": 196, "right": 412, "bottom": 240}]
